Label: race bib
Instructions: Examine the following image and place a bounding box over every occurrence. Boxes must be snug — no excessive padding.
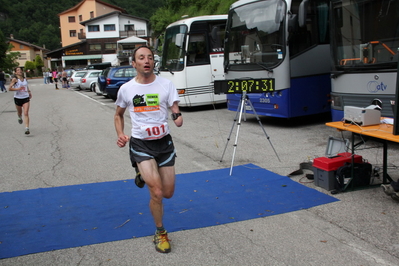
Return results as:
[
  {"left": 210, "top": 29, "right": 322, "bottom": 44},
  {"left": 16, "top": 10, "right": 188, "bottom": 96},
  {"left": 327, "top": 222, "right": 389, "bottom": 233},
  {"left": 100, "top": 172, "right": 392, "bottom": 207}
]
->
[{"left": 140, "top": 122, "right": 169, "bottom": 140}]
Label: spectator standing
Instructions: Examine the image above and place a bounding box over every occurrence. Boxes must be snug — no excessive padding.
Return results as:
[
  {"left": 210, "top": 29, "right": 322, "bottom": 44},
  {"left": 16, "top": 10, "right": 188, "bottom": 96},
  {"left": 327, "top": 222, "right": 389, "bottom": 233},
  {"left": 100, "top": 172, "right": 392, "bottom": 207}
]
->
[
  {"left": 52, "top": 69, "right": 59, "bottom": 89},
  {"left": 61, "top": 69, "right": 68, "bottom": 88},
  {"left": 48, "top": 70, "right": 53, "bottom": 84},
  {"left": 43, "top": 70, "right": 48, "bottom": 84},
  {"left": 0, "top": 69, "right": 7, "bottom": 92}
]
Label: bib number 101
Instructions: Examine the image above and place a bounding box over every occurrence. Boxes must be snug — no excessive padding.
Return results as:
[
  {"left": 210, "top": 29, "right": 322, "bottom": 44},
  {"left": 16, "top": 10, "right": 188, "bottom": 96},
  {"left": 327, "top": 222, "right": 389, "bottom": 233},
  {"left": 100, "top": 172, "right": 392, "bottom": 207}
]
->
[
  {"left": 146, "top": 125, "right": 165, "bottom": 137},
  {"left": 142, "top": 123, "right": 168, "bottom": 140}
]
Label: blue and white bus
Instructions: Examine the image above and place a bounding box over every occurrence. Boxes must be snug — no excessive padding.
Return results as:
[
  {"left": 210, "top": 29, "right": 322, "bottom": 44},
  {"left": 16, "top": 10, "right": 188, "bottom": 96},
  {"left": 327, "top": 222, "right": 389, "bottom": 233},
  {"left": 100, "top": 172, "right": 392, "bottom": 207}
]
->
[
  {"left": 220, "top": 0, "right": 331, "bottom": 118},
  {"left": 159, "top": 15, "right": 228, "bottom": 107},
  {"left": 329, "top": 0, "right": 399, "bottom": 121}
]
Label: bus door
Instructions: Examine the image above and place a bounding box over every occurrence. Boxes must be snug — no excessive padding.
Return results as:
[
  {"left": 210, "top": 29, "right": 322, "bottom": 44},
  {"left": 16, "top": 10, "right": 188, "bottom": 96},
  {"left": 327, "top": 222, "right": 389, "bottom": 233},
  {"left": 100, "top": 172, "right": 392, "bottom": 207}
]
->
[
  {"left": 185, "top": 32, "right": 212, "bottom": 102},
  {"left": 209, "top": 23, "right": 226, "bottom": 82}
]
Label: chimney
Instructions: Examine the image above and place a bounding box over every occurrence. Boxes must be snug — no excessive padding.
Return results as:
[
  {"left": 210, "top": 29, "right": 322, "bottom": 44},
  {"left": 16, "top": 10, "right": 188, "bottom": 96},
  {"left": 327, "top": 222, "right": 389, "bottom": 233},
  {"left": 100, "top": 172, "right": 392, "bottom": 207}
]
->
[{"left": 10, "top": 34, "right": 13, "bottom": 39}]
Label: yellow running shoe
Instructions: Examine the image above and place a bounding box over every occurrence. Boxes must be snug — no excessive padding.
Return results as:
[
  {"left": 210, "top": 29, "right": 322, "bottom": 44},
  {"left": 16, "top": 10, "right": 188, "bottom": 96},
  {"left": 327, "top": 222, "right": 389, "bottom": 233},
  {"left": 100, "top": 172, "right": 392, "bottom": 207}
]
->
[
  {"left": 134, "top": 168, "right": 145, "bottom": 188},
  {"left": 153, "top": 230, "right": 171, "bottom": 253}
]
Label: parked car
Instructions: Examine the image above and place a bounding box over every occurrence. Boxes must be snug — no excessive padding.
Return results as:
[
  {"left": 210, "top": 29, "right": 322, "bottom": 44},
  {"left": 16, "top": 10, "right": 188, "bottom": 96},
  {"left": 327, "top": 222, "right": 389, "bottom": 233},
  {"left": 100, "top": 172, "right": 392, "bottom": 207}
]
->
[
  {"left": 5, "top": 73, "right": 12, "bottom": 84},
  {"left": 79, "top": 70, "right": 101, "bottom": 91},
  {"left": 69, "top": 70, "right": 87, "bottom": 89},
  {"left": 95, "top": 67, "right": 111, "bottom": 96},
  {"left": 105, "top": 66, "right": 137, "bottom": 100},
  {"left": 98, "top": 66, "right": 137, "bottom": 100}
]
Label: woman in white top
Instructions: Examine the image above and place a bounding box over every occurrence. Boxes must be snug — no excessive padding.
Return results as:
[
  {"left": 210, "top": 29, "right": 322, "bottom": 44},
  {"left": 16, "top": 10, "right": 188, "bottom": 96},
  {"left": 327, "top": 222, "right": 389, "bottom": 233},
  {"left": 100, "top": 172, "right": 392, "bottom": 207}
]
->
[{"left": 8, "top": 67, "right": 32, "bottom": 135}]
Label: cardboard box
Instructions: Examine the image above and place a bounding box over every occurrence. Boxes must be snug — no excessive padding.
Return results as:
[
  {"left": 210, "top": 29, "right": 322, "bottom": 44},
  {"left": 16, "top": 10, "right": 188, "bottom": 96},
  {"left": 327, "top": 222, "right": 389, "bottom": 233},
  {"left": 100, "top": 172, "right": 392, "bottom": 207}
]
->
[{"left": 312, "top": 153, "right": 362, "bottom": 191}]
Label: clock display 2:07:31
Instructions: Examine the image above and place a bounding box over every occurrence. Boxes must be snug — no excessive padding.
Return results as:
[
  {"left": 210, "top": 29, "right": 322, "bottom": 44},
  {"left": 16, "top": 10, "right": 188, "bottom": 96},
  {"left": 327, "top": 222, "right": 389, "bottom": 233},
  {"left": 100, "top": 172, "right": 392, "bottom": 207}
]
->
[{"left": 227, "top": 79, "right": 275, "bottom": 93}]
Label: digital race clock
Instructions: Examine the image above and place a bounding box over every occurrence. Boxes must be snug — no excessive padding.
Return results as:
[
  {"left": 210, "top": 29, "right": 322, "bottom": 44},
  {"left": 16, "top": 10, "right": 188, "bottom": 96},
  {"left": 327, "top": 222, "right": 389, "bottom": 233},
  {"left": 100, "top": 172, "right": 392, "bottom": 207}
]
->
[{"left": 214, "top": 78, "right": 275, "bottom": 94}]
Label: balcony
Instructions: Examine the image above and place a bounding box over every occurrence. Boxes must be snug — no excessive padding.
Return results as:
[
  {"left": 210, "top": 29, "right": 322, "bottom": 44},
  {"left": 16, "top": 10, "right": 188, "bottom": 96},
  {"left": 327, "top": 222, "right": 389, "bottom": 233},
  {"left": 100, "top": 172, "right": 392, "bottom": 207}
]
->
[
  {"left": 78, "top": 32, "right": 86, "bottom": 40},
  {"left": 119, "top": 30, "right": 146, "bottom": 38}
]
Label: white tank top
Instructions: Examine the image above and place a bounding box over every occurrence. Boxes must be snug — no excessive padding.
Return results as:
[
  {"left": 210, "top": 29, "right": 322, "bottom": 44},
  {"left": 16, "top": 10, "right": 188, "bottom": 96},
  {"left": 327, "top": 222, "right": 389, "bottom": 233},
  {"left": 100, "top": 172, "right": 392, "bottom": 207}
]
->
[{"left": 13, "top": 78, "right": 29, "bottom": 99}]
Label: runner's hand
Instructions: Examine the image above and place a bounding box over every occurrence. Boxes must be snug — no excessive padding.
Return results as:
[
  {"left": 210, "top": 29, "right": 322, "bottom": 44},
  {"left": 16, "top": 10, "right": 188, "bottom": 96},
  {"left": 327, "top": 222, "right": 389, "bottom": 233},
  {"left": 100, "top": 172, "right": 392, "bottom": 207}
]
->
[{"left": 117, "top": 135, "right": 129, "bottom": 147}]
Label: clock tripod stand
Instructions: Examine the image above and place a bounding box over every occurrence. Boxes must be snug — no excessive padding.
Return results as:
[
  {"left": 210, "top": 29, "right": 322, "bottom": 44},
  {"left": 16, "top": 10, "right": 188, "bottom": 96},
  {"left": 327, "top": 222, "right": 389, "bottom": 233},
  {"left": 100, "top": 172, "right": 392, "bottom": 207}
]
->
[{"left": 220, "top": 91, "right": 281, "bottom": 175}]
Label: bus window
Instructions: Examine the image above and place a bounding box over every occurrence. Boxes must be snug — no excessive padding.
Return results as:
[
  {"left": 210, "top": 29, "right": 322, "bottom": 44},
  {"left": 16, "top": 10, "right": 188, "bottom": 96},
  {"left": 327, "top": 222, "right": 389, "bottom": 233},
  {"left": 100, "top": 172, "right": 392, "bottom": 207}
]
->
[
  {"left": 187, "top": 34, "right": 209, "bottom": 65},
  {"left": 225, "top": 0, "right": 285, "bottom": 71},
  {"left": 317, "top": 2, "right": 329, "bottom": 43},
  {"left": 209, "top": 24, "right": 225, "bottom": 52},
  {"left": 161, "top": 25, "right": 187, "bottom": 71},
  {"left": 290, "top": 0, "right": 330, "bottom": 57}
]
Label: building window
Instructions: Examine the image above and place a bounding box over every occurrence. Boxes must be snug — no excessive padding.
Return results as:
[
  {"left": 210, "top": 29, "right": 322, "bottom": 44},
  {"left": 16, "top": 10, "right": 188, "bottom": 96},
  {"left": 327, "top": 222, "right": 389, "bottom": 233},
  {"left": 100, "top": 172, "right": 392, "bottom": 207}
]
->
[
  {"left": 104, "top": 24, "right": 116, "bottom": 31},
  {"left": 90, "top": 11, "right": 94, "bottom": 18},
  {"left": 68, "top": 16, "right": 75, "bottom": 23},
  {"left": 88, "top": 25, "right": 100, "bottom": 32},
  {"left": 70, "top": 30, "right": 77, "bottom": 37},
  {"left": 125, "top": 25, "right": 135, "bottom": 31},
  {"left": 19, "top": 44, "right": 24, "bottom": 49},
  {"left": 19, "top": 53, "right": 27, "bottom": 60},
  {"left": 79, "top": 15, "right": 82, "bottom": 22},
  {"left": 89, "top": 44, "right": 101, "bottom": 51},
  {"left": 105, "top": 43, "right": 117, "bottom": 49}
]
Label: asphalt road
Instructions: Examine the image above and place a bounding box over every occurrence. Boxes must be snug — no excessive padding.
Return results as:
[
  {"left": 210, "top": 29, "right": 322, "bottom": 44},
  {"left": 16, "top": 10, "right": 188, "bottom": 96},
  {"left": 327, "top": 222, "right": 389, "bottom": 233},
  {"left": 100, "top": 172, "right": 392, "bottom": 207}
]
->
[{"left": 1, "top": 78, "right": 399, "bottom": 265}]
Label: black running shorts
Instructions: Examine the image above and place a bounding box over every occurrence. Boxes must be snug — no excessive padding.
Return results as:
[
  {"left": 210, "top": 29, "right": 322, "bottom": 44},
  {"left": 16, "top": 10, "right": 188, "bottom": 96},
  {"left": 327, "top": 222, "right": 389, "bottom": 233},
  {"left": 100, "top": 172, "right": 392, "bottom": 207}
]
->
[
  {"left": 14, "top": 97, "right": 30, "bottom": 106},
  {"left": 129, "top": 134, "right": 176, "bottom": 168}
]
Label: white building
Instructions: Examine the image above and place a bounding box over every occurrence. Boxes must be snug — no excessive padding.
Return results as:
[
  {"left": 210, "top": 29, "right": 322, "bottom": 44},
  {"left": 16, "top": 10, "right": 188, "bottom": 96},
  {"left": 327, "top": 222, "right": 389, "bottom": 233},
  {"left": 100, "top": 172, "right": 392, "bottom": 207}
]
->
[{"left": 48, "top": 11, "right": 150, "bottom": 68}]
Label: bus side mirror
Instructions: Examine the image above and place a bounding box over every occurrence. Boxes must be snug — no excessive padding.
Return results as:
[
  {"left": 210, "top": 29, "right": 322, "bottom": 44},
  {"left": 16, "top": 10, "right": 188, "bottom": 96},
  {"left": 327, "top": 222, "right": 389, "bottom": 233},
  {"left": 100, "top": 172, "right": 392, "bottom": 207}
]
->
[
  {"left": 298, "top": 0, "right": 309, "bottom": 27},
  {"left": 275, "top": 0, "right": 285, "bottom": 24},
  {"left": 175, "top": 33, "right": 184, "bottom": 48}
]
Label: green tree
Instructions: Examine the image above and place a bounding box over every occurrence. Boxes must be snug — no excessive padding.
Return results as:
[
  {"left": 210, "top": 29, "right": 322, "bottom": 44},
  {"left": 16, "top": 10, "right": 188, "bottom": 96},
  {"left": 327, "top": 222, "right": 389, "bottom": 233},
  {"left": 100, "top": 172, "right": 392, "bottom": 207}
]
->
[
  {"left": 1, "top": 41, "right": 20, "bottom": 73},
  {"left": 24, "top": 61, "right": 35, "bottom": 77},
  {"left": 108, "top": 0, "right": 165, "bottom": 19},
  {"left": 0, "top": 29, "right": 8, "bottom": 67},
  {"left": 1, "top": 0, "right": 234, "bottom": 52},
  {"left": 3, "top": 51, "right": 20, "bottom": 73},
  {"left": 34, "top": 54, "right": 44, "bottom": 74},
  {"left": 0, "top": 0, "right": 166, "bottom": 51},
  {"left": 37, "top": 24, "right": 61, "bottom": 51},
  {"left": 149, "top": 0, "right": 235, "bottom": 37}
]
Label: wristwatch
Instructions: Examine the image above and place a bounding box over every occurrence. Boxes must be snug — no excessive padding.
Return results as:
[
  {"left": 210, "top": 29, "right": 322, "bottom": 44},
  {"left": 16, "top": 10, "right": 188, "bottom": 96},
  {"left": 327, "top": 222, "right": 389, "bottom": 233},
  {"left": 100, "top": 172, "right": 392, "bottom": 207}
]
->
[{"left": 171, "top": 112, "right": 182, "bottom": 120}]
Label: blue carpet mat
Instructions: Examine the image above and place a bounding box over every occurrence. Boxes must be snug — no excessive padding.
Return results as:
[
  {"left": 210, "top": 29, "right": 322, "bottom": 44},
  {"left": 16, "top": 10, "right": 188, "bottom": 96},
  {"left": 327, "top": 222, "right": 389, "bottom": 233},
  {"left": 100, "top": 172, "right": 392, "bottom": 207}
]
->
[{"left": 0, "top": 164, "right": 338, "bottom": 259}]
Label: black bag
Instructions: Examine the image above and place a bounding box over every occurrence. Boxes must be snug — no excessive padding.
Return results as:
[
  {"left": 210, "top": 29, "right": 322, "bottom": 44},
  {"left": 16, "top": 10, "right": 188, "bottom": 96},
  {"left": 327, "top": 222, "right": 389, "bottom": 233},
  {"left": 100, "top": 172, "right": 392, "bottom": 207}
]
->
[{"left": 335, "top": 162, "right": 372, "bottom": 191}]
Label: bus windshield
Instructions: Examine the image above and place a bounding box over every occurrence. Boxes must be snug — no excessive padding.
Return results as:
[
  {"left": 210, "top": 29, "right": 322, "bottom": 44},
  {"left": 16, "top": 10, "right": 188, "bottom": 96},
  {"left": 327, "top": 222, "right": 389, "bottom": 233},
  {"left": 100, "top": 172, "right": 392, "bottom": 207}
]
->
[
  {"left": 224, "top": 0, "right": 286, "bottom": 71},
  {"left": 161, "top": 25, "right": 188, "bottom": 72},
  {"left": 331, "top": 0, "right": 399, "bottom": 71}
]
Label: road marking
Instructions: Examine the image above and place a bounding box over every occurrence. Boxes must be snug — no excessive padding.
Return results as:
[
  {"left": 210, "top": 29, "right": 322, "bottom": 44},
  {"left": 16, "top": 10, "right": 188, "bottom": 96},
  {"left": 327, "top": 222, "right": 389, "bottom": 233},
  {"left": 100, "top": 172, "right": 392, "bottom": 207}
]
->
[{"left": 74, "top": 90, "right": 106, "bottom": 105}]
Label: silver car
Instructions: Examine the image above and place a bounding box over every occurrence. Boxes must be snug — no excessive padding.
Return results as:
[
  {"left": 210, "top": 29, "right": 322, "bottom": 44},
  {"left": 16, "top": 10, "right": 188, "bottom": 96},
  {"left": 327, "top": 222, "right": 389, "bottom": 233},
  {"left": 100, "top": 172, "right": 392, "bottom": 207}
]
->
[
  {"left": 5, "top": 73, "right": 12, "bottom": 82},
  {"left": 79, "top": 70, "right": 101, "bottom": 91},
  {"left": 69, "top": 70, "right": 87, "bottom": 89}
]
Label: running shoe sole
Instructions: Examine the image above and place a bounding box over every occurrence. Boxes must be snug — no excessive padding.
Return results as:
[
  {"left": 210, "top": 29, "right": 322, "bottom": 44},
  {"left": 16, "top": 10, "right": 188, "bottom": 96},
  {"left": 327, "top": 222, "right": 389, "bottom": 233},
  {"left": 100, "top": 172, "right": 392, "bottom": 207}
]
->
[
  {"left": 381, "top": 184, "right": 395, "bottom": 196},
  {"left": 135, "top": 172, "right": 145, "bottom": 188}
]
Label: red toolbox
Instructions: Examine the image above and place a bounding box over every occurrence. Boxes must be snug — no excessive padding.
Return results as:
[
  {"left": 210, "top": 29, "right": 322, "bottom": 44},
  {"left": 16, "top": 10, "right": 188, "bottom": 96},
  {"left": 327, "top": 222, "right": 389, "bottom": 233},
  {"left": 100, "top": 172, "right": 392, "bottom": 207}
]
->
[{"left": 312, "top": 153, "right": 363, "bottom": 191}]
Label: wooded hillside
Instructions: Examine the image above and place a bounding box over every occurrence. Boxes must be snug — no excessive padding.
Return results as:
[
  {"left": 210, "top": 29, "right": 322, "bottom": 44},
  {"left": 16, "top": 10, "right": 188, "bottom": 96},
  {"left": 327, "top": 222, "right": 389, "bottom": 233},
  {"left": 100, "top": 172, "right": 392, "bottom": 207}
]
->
[{"left": 0, "top": 0, "right": 235, "bottom": 51}]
